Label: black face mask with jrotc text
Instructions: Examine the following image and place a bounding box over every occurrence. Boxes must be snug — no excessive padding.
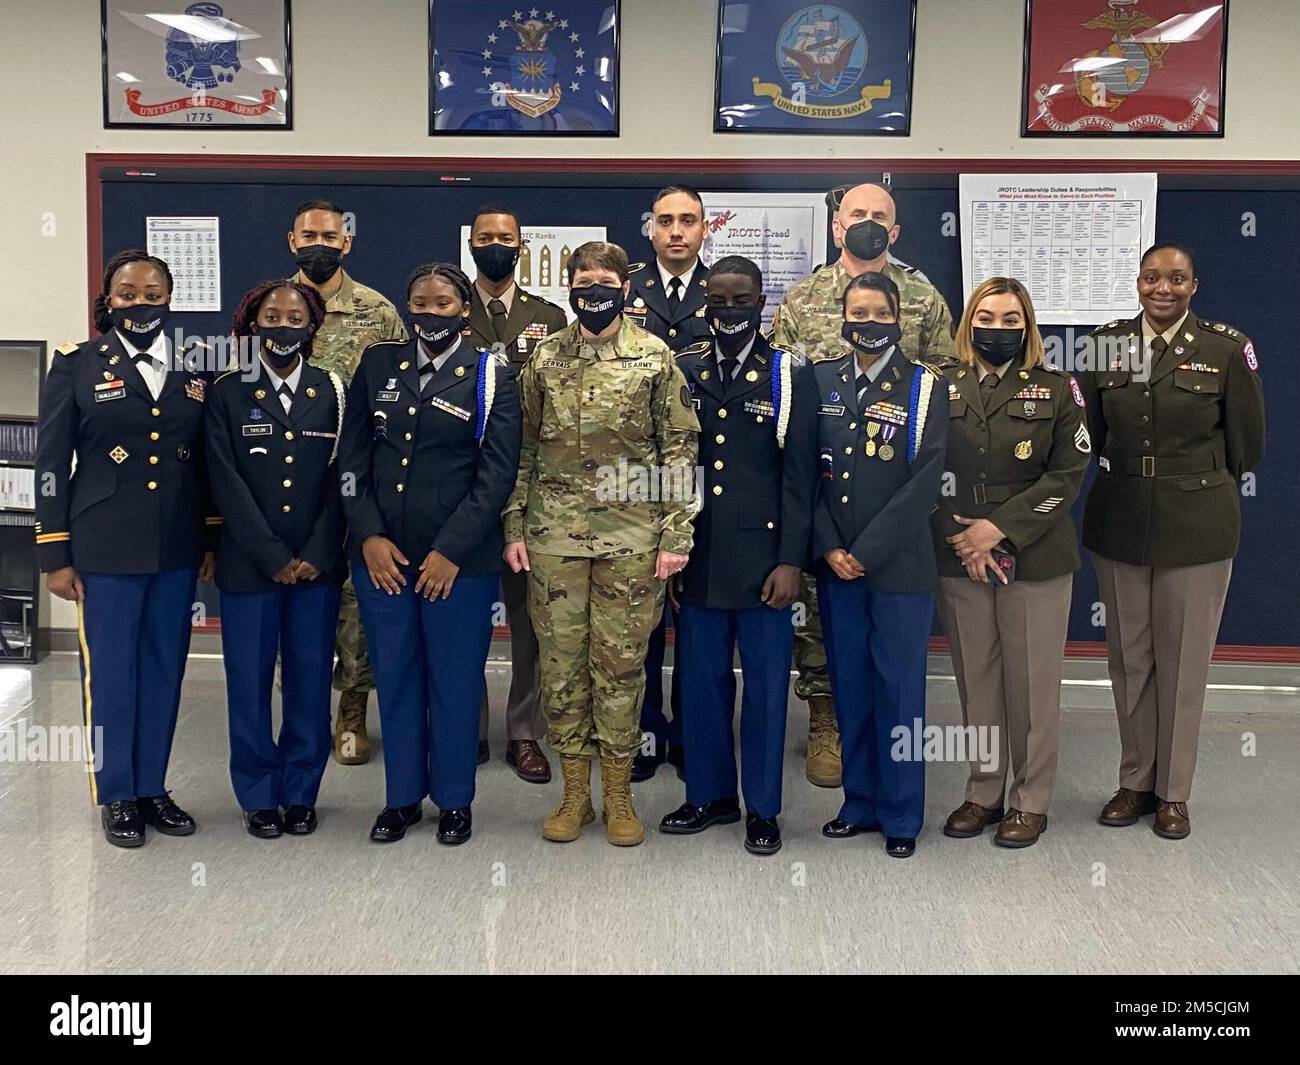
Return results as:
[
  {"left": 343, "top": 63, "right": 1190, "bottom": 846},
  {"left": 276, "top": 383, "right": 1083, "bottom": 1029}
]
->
[
  {"left": 258, "top": 325, "right": 312, "bottom": 369},
  {"left": 110, "top": 303, "right": 170, "bottom": 348},
  {"left": 570, "top": 284, "right": 624, "bottom": 334}
]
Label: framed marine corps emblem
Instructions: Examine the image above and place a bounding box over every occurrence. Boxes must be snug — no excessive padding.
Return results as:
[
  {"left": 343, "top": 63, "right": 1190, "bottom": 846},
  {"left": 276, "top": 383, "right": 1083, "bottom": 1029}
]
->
[
  {"left": 713, "top": 1, "right": 916, "bottom": 134},
  {"left": 1022, "top": 0, "right": 1228, "bottom": 136},
  {"left": 100, "top": 0, "right": 292, "bottom": 129},
  {"left": 429, "top": 0, "right": 620, "bottom": 135}
]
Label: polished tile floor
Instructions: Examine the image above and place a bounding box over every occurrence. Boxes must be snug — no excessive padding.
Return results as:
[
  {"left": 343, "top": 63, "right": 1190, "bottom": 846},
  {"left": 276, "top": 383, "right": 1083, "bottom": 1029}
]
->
[{"left": 1, "top": 650, "right": 1296, "bottom": 975}]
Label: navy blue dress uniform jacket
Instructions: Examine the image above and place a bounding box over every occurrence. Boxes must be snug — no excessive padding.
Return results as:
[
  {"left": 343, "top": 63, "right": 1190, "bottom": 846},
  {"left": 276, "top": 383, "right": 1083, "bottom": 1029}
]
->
[
  {"left": 35, "top": 331, "right": 218, "bottom": 574},
  {"left": 626, "top": 260, "right": 713, "bottom": 352},
  {"left": 338, "top": 338, "right": 522, "bottom": 577},
  {"left": 675, "top": 332, "right": 813, "bottom": 610},
  {"left": 786, "top": 347, "right": 950, "bottom": 594},
  {"left": 204, "top": 359, "right": 347, "bottom": 592}
]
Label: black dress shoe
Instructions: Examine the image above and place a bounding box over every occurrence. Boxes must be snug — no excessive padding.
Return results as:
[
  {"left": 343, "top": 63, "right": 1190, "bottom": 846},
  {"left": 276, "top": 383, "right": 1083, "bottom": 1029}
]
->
[
  {"left": 244, "top": 808, "right": 283, "bottom": 839},
  {"left": 477, "top": 740, "right": 490, "bottom": 766},
  {"left": 436, "top": 807, "right": 472, "bottom": 845},
  {"left": 822, "top": 817, "right": 878, "bottom": 839},
  {"left": 744, "top": 813, "right": 781, "bottom": 855},
  {"left": 370, "top": 803, "right": 422, "bottom": 842},
  {"left": 282, "top": 805, "right": 317, "bottom": 835},
  {"left": 885, "top": 836, "right": 916, "bottom": 858},
  {"left": 659, "top": 798, "right": 741, "bottom": 834},
  {"left": 101, "top": 800, "right": 145, "bottom": 848},
  {"left": 631, "top": 751, "right": 664, "bottom": 782},
  {"left": 136, "top": 793, "right": 197, "bottom": 836}
]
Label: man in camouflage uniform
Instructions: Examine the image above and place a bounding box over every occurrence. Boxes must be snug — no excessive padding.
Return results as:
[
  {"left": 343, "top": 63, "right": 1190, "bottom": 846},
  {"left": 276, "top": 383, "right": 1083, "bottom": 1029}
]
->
[
  {"left": 288, "top": 198, "right": 406, "bottom": 765},
  {"left": 770, "top": 182, "right": 956, "bottom": 788},
  {"left": 503, "top": 241, "right": 700, "bottom": 847}
]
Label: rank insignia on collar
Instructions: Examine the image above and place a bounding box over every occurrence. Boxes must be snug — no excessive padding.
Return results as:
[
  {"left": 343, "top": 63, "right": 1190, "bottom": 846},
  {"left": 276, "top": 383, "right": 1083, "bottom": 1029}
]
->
[
  {"left": 1184, "top": 332, "right": 1194, "bottom": 342},
  {"left": 108, "top": 353, "right": 121, "bottom": 365},
  {"left": 881, "top": 381, "right": 892, "bottom": 391},
  {"left": 255, "top": 389, "right": 267, "bottom": 400},
  {"left": 99, "top": 344, "right": 110, "bottom": 352},
  {"left": 956, "top": 370, "right": 967, "bottom": 378},
  {"left": 399, "top": 361, "right": 410, "bottom": 370}
]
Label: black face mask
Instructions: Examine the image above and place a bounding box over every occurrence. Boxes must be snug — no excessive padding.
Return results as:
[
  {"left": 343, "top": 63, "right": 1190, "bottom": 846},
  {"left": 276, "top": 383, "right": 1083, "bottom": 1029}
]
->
[
  {"left": 570, "top": 284, "right": 625, "bottom": 335},
  {"left": 294, "top": 244, "right": 343, "bottom": 284},
  {"left": 471, "top": 243, "right": 520, "bottom": 283},
  {"left": 972, "top": 327, "right": 1025, "bottom": 366},
  {"left": 709, "top": 305, "right": 761, "bottom": 356},
  {"left": 408, "top": 313, "right": 463, "bottom": 355},
  {"left": 110, "top": 302, "right": 170, "bottom": 348},
  {"left": 842, "top": 320, "right": 901, "bottom": 357},
  {"left": 258, "top": 326, "right": 312, "bottom": 368},
  {"left": 842, "top": 218, "right": 891, "bottom": 262}
]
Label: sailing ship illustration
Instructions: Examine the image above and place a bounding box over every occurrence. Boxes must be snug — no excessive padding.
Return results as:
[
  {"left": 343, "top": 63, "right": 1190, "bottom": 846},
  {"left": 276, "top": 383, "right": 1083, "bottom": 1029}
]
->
[{"left": 780, "top": 7, "right": 860, "bottom": 92}]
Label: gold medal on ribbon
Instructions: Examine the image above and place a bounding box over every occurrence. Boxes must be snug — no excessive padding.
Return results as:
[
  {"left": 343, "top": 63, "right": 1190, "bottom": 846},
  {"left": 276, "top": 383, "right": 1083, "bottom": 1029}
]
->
[
  {"left": 878, "top": 443, "right": 895, "bottom": 461},
  {"left": 867, "top": 421, "right": 881, "bottom": 439},
  {"left": 865, "top": 440, "right": 877, "bottom": 457}
]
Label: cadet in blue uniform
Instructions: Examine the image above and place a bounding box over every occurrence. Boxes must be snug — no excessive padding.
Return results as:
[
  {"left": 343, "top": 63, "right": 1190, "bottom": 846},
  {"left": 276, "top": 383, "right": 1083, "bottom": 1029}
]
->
[
  {"left": 785, "top": 272, "right": 948, "bottom": 858},
  {"left": 627, "top": 185, "right": 712, "bottom": 780},
  {"left": 36, "top": 249, "right": 217, "bottom": 848},
  {"left": 338, "top": 263, "right": 521, "bottom": 845},
  {"left": 206, "top": 280, "right": 346, "bottom": 839},
  {"left": 658, "top": 256, "right": 811, "bottom": 855}
]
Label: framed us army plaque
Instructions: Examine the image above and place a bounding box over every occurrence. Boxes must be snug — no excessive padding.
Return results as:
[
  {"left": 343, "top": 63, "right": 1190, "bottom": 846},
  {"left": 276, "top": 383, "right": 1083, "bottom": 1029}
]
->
[
  {"left": 429, "top": 0, "right": 621, "bottom": 135},
  {"left": 1022, "top": 0, "right": 1228, "bottom": 136},
  {"left": 101, "top": 0, "right": 292, "bottom": 129},
  {"left": 714, "top": 0, "right": 916, "bottom": 134}
]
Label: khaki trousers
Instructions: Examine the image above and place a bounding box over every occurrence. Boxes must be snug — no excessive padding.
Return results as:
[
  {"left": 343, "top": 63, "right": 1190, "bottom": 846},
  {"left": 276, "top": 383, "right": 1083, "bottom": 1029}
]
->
[
  {"left": 1093, "top": 555, "right": 1232, "bottom": 803},
  {"left": 939, "top": 573, "right": 1072, "bottom": 815}
]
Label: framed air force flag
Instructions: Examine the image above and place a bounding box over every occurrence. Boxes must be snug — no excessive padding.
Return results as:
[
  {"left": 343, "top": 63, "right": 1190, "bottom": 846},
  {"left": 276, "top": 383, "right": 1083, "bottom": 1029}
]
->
[
  {"left": 714, "top": 1, "right": 916, "bottom": 134},
  {"left": 429, "top": 1, "right": 620, "bottom": 135},
  {"left": 101, "top": 0, "right": 292, "bottom": 129}
]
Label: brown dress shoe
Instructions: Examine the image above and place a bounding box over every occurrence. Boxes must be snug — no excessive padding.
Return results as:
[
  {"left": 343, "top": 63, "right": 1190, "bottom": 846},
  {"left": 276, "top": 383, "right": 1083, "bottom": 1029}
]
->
[
  {"left": 1097, "top": 787, "right": 1157, "bottom": 826},
  {"left": 943, "top": 801, "right": 1004, "bottom": 838},
  {"left": 506, "top": 740, "right": 551, "bottom": 783},
  {"left": 1154, "top": 799, "right": 1190, "bottom": 840},
  {"left": 994, "top": 808, "right": 1047, "bottom": 848},
  {"left": 333, "top": 690, "right": 370, "bottom": 765}
]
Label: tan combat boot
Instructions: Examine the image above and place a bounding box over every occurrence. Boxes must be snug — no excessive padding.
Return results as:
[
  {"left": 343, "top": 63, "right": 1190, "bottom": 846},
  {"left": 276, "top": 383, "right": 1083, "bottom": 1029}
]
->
[
  {"left": 333, "top": 690, "right": 370, "bottom": 765},
  {"left": 600, "top": 755, "right": 644, "bottom": 846},
  {"left": 805, "top": 695, "right": 842, "bottom": 788},
  {"left": 542, "top": 756, "right": 595, "bottom": 842}
]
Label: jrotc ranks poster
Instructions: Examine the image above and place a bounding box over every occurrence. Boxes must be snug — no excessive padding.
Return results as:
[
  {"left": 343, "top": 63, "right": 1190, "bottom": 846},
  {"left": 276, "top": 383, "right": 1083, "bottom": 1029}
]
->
[
  {"left": 430, "top": 1, "right": 620, "bottom": 134},
  {"left": 714, "top": 1, "right": 916, "bottom": 134}
]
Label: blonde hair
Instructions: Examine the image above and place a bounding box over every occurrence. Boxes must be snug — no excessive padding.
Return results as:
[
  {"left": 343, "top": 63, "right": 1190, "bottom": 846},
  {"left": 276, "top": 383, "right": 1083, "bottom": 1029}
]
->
[{"left": 955, "top": 277, "right": 1045, "bottom": 370}]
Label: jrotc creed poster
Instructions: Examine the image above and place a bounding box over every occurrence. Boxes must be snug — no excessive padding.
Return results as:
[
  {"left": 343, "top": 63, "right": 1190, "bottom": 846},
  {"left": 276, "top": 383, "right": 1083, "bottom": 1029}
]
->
[{"left": 101, "top": 1, "right": 292, "bottom": 128}]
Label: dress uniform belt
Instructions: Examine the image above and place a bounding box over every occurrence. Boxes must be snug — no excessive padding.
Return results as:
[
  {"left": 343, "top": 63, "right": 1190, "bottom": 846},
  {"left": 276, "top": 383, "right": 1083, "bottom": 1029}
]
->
[
  {"left": 971, "top": 480, "right": 1038, "bottom": 505},
  {"left": 1102, "top": 451, "right": 1225, "bottom": 478}
]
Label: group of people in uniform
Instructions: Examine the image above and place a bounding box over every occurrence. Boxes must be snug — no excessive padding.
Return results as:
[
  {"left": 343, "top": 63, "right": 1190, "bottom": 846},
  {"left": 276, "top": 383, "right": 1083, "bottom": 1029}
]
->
[{"left": 37, "top": 183, "right": 1264, "bottom": 858}]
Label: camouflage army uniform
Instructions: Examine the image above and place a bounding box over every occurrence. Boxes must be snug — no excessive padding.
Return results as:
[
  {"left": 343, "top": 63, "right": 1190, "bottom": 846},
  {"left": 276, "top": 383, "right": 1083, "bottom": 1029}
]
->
[
  {"left": 300, "top": 268, "right": 407, "bottom": 695},
  {"left": 504, "top": 316, "right": 700, "bottom": 759},
  {"left": 771, "top": 257, "right": 956, "bottom": 701}
]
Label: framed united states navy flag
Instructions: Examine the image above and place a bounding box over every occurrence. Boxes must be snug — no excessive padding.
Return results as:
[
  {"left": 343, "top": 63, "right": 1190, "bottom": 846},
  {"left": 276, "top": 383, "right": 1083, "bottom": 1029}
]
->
[
  {"left": 101, "top": 0, "right": 292, "bottom": 129},
  {"left": 714, "top": 1, "right": 916, "bottom": 134},
  {"left": 429, "top": 0, "right": 620, "bottom": 135}
]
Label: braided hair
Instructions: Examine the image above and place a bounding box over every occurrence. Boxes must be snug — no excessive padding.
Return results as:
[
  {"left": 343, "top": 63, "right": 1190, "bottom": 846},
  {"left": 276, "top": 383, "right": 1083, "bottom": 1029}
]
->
[
  {"left": 230, "top": 278, "right": 327, "bottom": 339},
  {"left": 405, "top": 262, "right": 472, "bottom": 306},
  {"left": 94, "top": 249, "right": 174, "bottom": 334}
]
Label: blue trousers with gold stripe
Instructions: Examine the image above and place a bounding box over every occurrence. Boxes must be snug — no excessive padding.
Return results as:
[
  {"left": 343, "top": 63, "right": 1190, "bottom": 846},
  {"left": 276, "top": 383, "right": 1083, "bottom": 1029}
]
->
[
  {"left": 353, "top": 565, "right": 496, "bottom": 810},
  {"left": 641, "top": 607, "right": 683, "bottom": 757},
  {"left": 219, "top": 583, "right": 341, "bottom": 811},
  {"left": 677, "top": 603, "right": 793, "bottom": 818},
  {"left": 77, "top": 568, "right": 196, "bottom": 805},
  {"left": 817, "top": 571, "right": 932, "bottom": 839}
]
